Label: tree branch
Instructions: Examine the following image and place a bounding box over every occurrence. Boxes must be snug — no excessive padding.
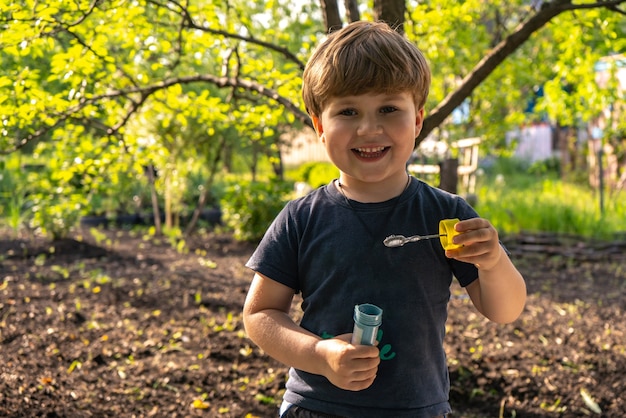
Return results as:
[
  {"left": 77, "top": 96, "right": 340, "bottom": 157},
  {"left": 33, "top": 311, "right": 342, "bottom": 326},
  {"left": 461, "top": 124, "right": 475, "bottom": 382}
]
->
[
  {"left": 148, "top": 0, "right": 306, "bottom": 70},
  {"left": 5, "top": 72, "right": 312, "bottom": 155},
  {"left": 146, "top": 75, "right": 313, "bottom": 129},
  {"left": 418, "top": 0, "right": 626, "bottom": 143}
]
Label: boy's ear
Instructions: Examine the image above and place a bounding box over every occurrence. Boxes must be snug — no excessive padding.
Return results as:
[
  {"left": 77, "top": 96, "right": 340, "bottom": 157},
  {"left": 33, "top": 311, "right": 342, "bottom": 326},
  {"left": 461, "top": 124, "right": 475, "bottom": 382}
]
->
[
  {"left": 311, "top": 116, "right": 324, "bottom": 140},
  {"left": 414, "top": 108, "right": 425, "bottom": 138}
]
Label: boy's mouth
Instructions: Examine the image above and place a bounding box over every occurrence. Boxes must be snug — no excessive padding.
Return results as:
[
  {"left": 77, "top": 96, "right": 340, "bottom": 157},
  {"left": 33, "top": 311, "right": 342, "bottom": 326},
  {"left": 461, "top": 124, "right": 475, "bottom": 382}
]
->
[{"left": 352, "top": 146, "right": 389, "bottom": 158}]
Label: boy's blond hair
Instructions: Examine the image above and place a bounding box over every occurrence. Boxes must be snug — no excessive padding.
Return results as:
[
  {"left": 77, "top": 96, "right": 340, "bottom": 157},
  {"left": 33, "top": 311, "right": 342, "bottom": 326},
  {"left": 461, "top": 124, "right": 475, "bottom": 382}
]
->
[{"left": 302, "top": 21, "right": 431, "bottom": 118}]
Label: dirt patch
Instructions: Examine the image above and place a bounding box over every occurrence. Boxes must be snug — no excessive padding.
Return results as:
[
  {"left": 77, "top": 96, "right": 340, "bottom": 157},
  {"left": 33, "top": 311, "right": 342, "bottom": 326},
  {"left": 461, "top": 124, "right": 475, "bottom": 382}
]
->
[{"left": 0, "top": 228, "right": 624, "bottom": 417}]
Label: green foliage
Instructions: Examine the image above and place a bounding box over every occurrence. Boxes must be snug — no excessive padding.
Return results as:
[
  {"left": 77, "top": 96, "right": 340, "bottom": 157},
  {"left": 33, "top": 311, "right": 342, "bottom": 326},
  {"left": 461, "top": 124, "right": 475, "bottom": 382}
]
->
[
  {"left": 407, "top": 0, "right": 625, "bottom": 151},
  {"left": 0, "top": 0, "right": 316, "bottom": 236},
  {"left": 29, "top": 192, "right": 87, "bottom": 240},
  {"left": 289, "top": 161, "right": 338, "bottom": 188},
  {"left": 220, "top": 180, "right": 292, "bottom": 242},
  {"left": 0, "top": 1, "right": 624, "bottom": 240},
  {"left": 0, "top": 154, "right": 29, "bottom": 234},
  {"left": 527, "top": 157, "right": 561, "bottom": 177},
  {"left": 0, "top": 152, "right": 94, "bottom": 239}
]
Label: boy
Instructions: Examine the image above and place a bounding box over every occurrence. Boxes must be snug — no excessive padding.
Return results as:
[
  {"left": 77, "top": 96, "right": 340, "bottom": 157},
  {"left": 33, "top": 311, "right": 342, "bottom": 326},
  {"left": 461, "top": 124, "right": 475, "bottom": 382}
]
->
[{"left": 243, "top": 21, "right": 526, "bottom": 418}]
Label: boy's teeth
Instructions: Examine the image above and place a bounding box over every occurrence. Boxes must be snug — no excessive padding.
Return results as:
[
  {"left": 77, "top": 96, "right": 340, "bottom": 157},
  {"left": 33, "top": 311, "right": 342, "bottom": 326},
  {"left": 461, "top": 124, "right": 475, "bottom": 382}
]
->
[{"left": 355, "top": 147, "right": 385, "bottom": 152}]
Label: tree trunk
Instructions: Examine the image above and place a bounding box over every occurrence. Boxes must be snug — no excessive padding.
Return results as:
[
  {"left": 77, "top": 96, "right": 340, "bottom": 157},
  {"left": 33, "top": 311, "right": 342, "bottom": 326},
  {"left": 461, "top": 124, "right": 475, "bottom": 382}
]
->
[
  {"left": 605, "top": 143, "right": 618, "bottom": 189},
  {"left": 184, "top": 136, "right": 226, "bottom": 236},
  {"left": 439, "top": 158, "right": 458, "bottom": 194},
  {"left": 587, "top": 128, "right": 600, "bottom": 188},
  {"left": 146, "top": 164, "right": 162, "bottom": 235},
  {"left": 273, "top": 146, "right": 284, "bottom": 179},
  {"left": 557, "top": 124, "right": 571, "bottom": 180},
  {"left": 321, "top": 0, "right": 342, "bottom": 32},
  {"left": 373, "top": 0, "right": 405, "bottom": 32},
  {"left": 344, "top": 0, "right": 360, "bottom": 22},
  {"left": 165, "top": 174, "right": 173, "bottom": 228}
]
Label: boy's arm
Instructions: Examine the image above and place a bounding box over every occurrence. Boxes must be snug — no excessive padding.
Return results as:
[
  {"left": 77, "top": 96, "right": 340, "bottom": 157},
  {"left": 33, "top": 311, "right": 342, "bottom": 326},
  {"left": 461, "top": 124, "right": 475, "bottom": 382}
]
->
[
  {"left": 446, "top": 218, "right": 527, "bottom": 324},
  {"left": 242, "top": 273, "right": 380, "bottom": 391}
]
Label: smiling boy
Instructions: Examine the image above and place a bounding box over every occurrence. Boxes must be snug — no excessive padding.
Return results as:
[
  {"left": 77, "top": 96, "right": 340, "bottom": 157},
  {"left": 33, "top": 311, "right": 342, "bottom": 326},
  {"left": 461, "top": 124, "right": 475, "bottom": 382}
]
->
[{"left": 243, "top": 21, "right": 526, "bottom": 418}]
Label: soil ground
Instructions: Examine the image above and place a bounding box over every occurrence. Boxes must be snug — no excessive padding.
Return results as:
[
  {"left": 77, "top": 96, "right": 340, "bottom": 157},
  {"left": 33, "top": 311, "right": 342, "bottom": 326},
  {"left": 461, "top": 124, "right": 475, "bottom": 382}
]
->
[{"left": 0, "top": 227, "right": 625, "bottom": 417}]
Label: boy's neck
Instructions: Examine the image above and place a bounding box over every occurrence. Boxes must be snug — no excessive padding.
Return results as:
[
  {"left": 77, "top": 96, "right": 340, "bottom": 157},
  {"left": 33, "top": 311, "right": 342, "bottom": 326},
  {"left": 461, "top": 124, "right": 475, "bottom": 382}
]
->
[{"left": 336, "top": 173, "right": 410, "bottom": 203}]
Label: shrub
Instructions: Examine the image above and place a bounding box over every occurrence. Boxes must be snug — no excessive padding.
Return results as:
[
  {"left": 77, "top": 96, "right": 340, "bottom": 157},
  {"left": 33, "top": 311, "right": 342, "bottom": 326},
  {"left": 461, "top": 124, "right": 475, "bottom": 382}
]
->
[
  {"left": 291, "top": 161, "right": 338, "bottom": 188},
  {"left": 220, "top": 180, "right": 292, "bottom": 242},
  {"left": 29, "top": 192, "right": 87, "bottom": 240}
]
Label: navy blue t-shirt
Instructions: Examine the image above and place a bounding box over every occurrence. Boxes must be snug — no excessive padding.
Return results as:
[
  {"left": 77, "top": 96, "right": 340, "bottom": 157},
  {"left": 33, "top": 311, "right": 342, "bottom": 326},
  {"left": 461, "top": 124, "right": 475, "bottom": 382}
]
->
[{"left": 246, "top": 177, "right": 479, "bottom": 417}]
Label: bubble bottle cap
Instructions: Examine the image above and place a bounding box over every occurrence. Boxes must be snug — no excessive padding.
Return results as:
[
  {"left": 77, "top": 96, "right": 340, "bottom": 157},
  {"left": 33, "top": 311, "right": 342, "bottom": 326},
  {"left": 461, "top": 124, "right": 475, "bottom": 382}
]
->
[
  {"left": 352, "top": 303, "right": 383, "bottom": 346},
  {"left": 439, "top": 218, "right": 463, "bottom": 250}
]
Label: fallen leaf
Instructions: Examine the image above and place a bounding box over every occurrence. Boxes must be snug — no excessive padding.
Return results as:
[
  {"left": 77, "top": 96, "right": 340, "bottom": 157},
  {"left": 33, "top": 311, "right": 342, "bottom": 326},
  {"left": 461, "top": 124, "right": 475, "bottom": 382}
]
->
[
  {"left": 580, "top": 388, "right": 602, "bottom": 414},
  {"left": 192, "top": 399, "right": 210, "bottom": 409}
]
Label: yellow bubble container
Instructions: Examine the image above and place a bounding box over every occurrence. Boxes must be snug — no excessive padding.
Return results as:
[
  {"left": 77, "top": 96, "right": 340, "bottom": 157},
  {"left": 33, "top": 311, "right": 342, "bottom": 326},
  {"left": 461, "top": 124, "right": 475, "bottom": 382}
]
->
[{"left": 439, "top": 218, "right": 462, "bottom": 250}]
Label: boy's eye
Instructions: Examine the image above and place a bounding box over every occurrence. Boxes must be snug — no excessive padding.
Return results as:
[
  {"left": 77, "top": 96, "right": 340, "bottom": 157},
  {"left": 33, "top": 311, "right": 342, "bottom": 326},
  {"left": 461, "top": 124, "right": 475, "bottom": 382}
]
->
[
  {"left": 380, "top": 106, "right": 398, "bottom": 114},
  {"left": 339, "top": 108, "right": 357, "bottom": 116}
]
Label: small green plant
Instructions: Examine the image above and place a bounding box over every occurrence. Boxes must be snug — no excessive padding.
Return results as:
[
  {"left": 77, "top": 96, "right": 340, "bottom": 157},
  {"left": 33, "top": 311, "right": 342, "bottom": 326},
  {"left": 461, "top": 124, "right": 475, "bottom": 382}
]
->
[
  {"left": 255, "top": 393, "right": 278, "bottom": 405},
  {"left": 539, "top": 398, "right": 566, "bottom": 413}
]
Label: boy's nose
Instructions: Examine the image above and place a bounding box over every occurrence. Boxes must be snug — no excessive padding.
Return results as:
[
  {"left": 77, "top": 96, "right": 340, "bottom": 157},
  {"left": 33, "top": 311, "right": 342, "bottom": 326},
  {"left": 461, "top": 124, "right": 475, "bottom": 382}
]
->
[{"left": 357, "top": 117, "right": 383, "bottom": 136}]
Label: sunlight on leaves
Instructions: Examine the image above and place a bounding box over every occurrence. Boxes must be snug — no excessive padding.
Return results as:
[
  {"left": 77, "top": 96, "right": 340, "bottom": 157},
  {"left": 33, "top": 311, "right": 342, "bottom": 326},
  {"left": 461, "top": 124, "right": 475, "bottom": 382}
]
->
[{"left": 198, "top": 257, "right": 217, "bottom": 268}]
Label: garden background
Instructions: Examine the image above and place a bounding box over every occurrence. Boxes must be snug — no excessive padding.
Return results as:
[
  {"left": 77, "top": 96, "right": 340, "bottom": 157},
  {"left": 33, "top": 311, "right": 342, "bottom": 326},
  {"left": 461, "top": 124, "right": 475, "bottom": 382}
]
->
[{"left": 1, "top": 0, "right": 625, "bottom": 416}]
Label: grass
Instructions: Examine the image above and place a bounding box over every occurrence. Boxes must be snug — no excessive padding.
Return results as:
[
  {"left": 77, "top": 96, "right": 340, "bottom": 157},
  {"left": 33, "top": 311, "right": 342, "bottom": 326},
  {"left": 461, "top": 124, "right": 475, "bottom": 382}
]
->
[{"left": 472, "top": 158, "right": 626, "bottom": 240}]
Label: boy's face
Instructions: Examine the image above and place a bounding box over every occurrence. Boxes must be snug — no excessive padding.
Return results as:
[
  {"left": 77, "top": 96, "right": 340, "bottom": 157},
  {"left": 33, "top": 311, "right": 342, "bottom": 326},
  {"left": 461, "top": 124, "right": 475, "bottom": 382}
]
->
[{"left": 313, "top": 91, "right": 423, "bottom": 186}]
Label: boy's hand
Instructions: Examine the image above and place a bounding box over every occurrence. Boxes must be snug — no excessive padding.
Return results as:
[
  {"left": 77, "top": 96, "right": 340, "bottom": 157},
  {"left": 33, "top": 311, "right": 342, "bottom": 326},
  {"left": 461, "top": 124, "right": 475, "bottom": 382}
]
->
[
  {"left": 444, "top": 218, "right": 502, "bottom": 270},
  {"left": 315, "top": 333, "right": 380, "bottom": 391}
]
